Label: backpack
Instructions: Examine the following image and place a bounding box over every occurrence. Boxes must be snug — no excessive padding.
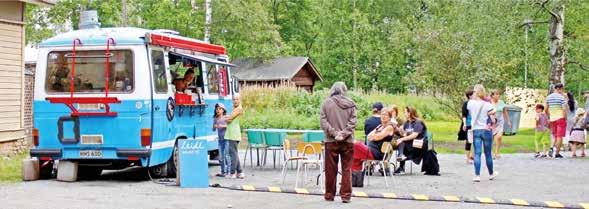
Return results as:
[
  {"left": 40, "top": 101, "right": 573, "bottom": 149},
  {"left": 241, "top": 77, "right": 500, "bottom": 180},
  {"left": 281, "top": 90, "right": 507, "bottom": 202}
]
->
[{"left": 421, "top": 150, "right": 440, "bottom": 176}]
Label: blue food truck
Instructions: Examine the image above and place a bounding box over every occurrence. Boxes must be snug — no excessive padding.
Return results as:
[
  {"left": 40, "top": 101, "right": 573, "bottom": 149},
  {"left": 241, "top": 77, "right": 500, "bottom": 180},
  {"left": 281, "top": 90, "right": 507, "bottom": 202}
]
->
[{"left": 30, "top": 26, "right": 236, "bottom": 180}]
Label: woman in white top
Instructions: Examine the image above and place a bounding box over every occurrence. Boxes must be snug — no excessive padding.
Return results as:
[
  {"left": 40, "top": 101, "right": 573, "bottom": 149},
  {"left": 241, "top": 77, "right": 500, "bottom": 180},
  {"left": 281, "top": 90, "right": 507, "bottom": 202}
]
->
[{"left": 466, "top": 84, "right": 498, "bottom": 182}]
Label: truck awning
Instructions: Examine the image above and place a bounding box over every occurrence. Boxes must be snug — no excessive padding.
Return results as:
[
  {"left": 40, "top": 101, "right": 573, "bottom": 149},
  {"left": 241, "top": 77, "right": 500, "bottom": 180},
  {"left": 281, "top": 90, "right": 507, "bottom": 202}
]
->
[{"left": 169, "top": 52, "right": 236, "bottom": 67}]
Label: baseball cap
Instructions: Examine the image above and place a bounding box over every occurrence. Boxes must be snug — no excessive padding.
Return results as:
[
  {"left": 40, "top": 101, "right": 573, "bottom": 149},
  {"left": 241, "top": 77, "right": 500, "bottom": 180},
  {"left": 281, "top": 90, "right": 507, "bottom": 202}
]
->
[
  {"left": 216, "top": 103, "right": 226, "bottom": 110},
  {"left": 372, "top": 102, "right": 384, "bottom": 111}
]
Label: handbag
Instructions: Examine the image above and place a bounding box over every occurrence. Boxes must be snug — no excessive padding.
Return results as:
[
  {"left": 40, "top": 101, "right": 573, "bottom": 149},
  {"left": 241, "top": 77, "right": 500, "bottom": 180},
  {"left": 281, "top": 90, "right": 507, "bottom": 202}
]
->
[
  {"left": 409, "top": 121, "right": 425, "bottom": 149},
  {"left": 468, "top": 103, "right": 486, "bottom": 144}
]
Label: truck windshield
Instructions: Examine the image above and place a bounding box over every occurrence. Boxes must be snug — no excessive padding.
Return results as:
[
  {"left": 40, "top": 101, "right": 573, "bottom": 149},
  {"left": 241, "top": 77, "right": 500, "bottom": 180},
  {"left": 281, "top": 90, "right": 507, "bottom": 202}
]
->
[{"left": 45, "top": 50, "right": 134, "bottom": 93}]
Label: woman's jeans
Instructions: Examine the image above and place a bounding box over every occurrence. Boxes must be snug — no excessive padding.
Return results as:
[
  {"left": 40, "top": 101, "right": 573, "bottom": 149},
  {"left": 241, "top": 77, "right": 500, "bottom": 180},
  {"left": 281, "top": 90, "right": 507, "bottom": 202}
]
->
[
  {"left": 473, "top": 129, "right": 494, "bottom": 176},
  {"left": 218, "top": 138, "right": 230, "bottom": 174}
]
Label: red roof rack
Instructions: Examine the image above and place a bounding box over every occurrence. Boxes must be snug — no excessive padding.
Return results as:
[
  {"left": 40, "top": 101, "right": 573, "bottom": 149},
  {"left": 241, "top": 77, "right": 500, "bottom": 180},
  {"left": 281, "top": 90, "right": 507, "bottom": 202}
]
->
[
  {"left": 147, "top": 32, "right": 226, "bottom": 55},
  {"left": 46, "top": 38, "right": 121, "bottom": 117}
]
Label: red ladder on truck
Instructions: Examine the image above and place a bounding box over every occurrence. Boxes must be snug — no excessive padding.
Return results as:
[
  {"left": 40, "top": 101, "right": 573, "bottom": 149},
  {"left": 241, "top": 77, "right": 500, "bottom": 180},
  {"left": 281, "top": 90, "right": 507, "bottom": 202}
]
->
[{"left": 46, "top": 38, "right": 121, "bottom": 117}]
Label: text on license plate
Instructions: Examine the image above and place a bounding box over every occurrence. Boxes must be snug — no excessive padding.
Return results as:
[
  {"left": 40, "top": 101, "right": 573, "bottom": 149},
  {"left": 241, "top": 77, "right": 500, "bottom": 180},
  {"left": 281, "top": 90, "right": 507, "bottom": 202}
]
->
[{"left": 79, "top": 150, "right": 103, "bottom": 158}]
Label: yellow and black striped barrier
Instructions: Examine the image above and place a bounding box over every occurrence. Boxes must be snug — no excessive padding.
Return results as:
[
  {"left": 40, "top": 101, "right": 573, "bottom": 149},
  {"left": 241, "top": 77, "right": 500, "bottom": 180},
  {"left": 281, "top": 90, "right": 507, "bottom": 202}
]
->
[{"left": 214, "top": 184, "right": 589, "bottom": 209}]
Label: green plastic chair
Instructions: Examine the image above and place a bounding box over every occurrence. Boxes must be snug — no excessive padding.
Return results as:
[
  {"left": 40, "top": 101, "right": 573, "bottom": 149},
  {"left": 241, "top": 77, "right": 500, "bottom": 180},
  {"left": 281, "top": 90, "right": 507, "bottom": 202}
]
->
[
  {"left": 263, "top": 130, "right": 287, "bottom": 169},
  {"left": 244, "top": 130, "right": 268, "bottom": 168},
  {"left": 303, "top": 131, "right": 325, "bottom": 142}
]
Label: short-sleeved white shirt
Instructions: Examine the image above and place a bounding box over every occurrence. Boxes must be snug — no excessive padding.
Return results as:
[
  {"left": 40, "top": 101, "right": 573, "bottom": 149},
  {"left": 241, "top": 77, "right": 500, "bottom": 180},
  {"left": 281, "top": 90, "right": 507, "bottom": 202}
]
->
[{"left": 467, "top": 99, "right": 495, "bottom": 130}]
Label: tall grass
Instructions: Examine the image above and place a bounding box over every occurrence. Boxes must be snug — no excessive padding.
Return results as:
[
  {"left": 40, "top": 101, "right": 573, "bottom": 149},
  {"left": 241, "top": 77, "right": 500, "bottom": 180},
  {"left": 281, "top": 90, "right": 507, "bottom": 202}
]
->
[
  {"left": 0, "top": 152, "right": 27, "bottom": 183},
  {"left": 240, "top": 84, "right": 455, "bottom": 130}
]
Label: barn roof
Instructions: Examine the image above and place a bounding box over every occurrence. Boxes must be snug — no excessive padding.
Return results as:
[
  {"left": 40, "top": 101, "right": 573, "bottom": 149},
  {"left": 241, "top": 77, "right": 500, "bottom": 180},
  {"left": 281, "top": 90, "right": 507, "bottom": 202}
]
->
[{"left": 232, "top": 56, "right": 323, "bottom": 82}]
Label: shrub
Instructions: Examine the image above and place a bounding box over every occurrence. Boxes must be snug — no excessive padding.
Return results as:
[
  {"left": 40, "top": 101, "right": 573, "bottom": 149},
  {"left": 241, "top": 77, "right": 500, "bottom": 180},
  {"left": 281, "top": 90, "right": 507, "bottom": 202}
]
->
[{"left": 240, "top": 84, "right": 453, "bottom": 130}]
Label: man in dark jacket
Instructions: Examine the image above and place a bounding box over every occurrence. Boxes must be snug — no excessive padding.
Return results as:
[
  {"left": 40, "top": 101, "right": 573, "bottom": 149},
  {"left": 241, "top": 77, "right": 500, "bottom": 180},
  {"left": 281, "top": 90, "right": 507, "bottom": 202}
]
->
[
  {"left": 365, "top": 102, "right": 383, "bottom": 136},
  {"left": 320, "top": 82, "right": 357, "bottom": 203}
]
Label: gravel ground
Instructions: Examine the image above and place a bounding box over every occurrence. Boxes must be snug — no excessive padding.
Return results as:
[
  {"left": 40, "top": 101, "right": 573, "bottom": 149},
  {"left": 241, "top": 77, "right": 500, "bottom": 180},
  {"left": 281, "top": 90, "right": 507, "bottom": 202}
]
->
[{"left": 1, "top": 153, "right": 588, "bottom": 209}]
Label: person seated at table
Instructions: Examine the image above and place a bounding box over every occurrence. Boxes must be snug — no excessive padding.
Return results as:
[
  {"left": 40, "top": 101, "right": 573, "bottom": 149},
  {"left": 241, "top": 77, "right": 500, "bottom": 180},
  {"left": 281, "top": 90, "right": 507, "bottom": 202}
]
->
[
  {"left": 352, "top": 108, "right": 400, "bottom": 173},
  {"left": 364, "top": 102, "right": 384, "bottom": 137},
  {"left": 394, "top": 106, "right": 428, "bottom": 175}
]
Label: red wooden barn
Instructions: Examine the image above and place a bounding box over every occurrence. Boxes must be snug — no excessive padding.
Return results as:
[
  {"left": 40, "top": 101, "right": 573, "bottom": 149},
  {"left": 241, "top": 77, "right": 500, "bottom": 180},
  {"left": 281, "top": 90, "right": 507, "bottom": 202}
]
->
[{"left": 232, "top": 57, "right": 323, "bottom": 92}]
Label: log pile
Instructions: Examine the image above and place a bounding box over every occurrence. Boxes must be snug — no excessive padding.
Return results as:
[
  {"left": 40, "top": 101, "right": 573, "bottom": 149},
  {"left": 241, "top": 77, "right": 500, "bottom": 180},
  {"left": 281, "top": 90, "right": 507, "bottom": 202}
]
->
[{"left": 504, "top": 87, "right": 548, "bottom": 128}]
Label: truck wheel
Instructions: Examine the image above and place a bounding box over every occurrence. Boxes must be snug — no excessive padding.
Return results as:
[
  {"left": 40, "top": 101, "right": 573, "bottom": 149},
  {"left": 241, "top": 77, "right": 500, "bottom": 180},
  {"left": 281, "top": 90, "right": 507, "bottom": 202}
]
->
[
  {"left": 167, "top": 142, "right": 178, "bottom": 178},
  {"left": 148, "top": 142, "right": 178, "bottom": 178},
  {"left": 38, "top": 160, "right": 54, "bottom": 179},
  {"left": 148, "top": 163, "right": 168, "bottom": 177}
]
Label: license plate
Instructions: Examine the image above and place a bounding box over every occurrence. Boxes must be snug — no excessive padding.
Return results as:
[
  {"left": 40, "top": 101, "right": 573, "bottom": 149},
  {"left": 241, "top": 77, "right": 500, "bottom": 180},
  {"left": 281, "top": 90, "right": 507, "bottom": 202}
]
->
[{"left": 79, "top": 150, "right": 103, "bottom": 158}]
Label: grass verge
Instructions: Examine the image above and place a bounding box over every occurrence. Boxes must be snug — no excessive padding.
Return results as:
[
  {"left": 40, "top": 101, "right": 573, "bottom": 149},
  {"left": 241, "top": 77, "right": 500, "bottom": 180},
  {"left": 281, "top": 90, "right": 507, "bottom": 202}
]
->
[{"left": 0, "top": 152, "right": 27, "bottom": 183}]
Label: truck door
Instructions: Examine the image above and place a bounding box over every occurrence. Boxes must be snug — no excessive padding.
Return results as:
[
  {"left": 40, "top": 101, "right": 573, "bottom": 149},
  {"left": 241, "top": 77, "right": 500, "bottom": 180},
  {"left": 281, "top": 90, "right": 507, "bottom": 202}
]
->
[{"left": 148, "top": 48, "right": 174, "bottom": 165}]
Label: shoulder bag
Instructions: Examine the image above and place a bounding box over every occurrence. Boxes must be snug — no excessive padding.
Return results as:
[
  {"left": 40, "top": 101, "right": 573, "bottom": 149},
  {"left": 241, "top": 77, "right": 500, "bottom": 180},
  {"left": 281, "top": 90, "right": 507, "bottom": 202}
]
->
[{"left": 412, "top": 121, "right": 424, "bottom": 149}]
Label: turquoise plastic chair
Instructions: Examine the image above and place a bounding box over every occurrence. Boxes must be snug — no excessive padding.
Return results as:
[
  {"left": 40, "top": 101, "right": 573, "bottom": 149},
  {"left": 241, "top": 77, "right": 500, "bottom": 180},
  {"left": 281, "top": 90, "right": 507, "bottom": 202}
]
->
[
  {"left": 263, "top": 130, "right": 287, "bottom": 169},
  {"left": 244, "top": 130, "right": 268, "bottom": 168},
  {"left": 426, "top": 132, "right": 433, "bottom": 150},
  {"left": 303, "top": 131, "right": 325, "bottom": 143}
]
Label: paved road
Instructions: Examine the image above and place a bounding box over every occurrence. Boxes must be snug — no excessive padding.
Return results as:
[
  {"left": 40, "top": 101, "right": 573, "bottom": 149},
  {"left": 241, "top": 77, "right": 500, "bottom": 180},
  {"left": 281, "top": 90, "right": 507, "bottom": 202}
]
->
[{"left": 1, "top": 153, "right": 588, "bottom": 209}]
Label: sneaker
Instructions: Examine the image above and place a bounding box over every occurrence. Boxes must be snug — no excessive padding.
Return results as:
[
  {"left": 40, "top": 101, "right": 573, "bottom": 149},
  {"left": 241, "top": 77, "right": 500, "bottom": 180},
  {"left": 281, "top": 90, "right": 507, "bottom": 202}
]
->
[
  {"left": 393, "top": 167, "right": 405, "bottom": 176},
  {"left": 548, "top": 148, "right": 554, "bottom": 158},
  {"left": 555, "top": 154, "right": 564, "bottom": 159},
  {"left": 540, "top": 154, "right": 548, "bottom": 158},
  {"left": 237, "top": 173, "right": 245, "bottom": 179},
  {"left": 489, "top": 171, "right": 499, "bottom": 180},
  {"left": 215, "top": 173, "right": 226, "bottom": 177},
  {"left": 473, "top": 176, "right": 481, "bottom": 182},
  {"left": 534, "top": 152, "right": 541, "bottom": 158}
]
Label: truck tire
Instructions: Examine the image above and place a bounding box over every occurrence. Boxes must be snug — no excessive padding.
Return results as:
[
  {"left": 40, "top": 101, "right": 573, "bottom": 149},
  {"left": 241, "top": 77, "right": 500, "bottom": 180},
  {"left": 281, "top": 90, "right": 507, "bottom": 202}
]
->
[
  {"left": 149, "top": 141, "right": 178, "bottom": 178},
  {"left": 38, "top": 160, "right": 54, "bottom": 179}
]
